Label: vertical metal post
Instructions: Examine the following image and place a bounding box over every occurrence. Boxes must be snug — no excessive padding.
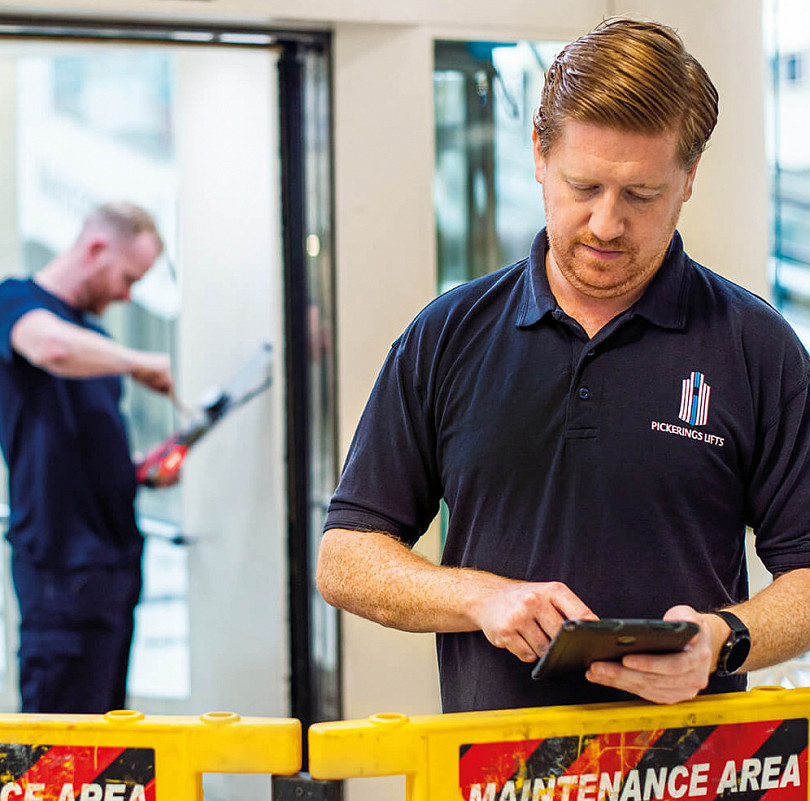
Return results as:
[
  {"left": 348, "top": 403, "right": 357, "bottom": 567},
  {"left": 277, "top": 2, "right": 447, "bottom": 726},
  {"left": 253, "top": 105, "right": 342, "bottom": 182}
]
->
[{"left": 279, "top": 41, "right": 314, "bottom": 752}]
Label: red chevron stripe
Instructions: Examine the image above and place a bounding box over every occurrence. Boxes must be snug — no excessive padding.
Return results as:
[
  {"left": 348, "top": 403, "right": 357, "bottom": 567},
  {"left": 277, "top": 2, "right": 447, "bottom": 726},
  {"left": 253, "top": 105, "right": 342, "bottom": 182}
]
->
[
  {"left": 18, "top": 745, "right": 126, "bottom": 799},
  {"left": 460, "top": 739, "right": 545, "bottom": 791}
]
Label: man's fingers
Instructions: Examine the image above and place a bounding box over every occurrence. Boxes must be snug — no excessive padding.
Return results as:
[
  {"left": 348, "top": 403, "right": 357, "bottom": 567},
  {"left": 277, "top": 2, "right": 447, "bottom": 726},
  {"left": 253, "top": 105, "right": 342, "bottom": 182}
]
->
[
  {"left": 509, "top": 629, "right": 549, "bottom": 663},
  {"left": 519, "top": 621, "right": 552, "bottom": 661},
  {"left": 535, "top": 582, "right": 598, "bottom": 636},
  {"left": 478, "top": 580, "right": 594, "bottom": 663},
  {"left": 545, "top": 581, "right": 598, "bottom": 620},
  {"left": 512, "top": 637, "right": 540, "bottom": 664},
  {"left": 487, "top": 620, "right": 549, "bottom": 662},
  {"left": 587, "top": 641, "right": 712, "bottom": 704},
  {"left": 622, "top": 648, "right": 698, "bottom": 675},
  {"left": 585, "top": 605, "right": 715, "bottom": 703},
  {"left": 588, "top": 660, "right": 709, "bottom": 704}
]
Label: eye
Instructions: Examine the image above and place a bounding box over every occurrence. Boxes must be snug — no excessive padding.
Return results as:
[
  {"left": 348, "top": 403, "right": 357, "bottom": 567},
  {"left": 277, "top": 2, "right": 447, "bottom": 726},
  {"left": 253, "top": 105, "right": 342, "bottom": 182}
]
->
[
  {"left": 627, "top": 190, "right": 657, "bottom": 204},
  {"left": 571, "top": 183, "right": 598, "bottom": 196}
]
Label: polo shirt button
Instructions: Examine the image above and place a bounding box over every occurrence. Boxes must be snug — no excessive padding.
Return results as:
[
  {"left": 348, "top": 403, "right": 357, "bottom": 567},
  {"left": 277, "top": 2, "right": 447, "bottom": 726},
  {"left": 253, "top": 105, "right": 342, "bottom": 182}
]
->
[{"left": 578, "top": 386, "right": 591, "bottom": 400}]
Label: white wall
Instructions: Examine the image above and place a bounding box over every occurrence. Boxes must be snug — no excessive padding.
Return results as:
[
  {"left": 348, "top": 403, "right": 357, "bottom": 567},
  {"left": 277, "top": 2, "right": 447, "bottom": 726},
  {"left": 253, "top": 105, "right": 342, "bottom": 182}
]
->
[
  {"left": 175, "top": 46, "right": 287, "bottom": 801},
  {"left": 175, "top": 46, "right": 287, "bottom": 718}
]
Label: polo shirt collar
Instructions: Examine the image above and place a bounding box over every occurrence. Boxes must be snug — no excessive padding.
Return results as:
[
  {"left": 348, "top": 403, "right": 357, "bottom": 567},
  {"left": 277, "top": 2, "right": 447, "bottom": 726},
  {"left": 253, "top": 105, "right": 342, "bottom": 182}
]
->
[
  {"left": 516, "top": 228, "right": 689, "bottom": 331},
  {"left": 631, "top": 231, "right": 689, "bottom": 330},
  {"left": 515, "top": 229, "right": 556, "bottom": 327}
]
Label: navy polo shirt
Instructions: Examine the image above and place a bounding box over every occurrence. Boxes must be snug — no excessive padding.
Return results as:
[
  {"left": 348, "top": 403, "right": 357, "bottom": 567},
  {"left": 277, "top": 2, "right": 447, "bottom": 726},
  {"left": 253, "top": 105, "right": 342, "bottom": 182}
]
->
[
  {"left": 325, "top": 229, "right": 810, "bottom": 712},
  {"left": 0, "top": 278, "right": 141, "bottom": 569}
]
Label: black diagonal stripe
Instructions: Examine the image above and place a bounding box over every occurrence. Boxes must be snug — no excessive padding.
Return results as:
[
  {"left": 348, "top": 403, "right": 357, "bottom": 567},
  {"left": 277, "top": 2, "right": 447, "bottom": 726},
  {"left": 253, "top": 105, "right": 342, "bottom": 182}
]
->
[
  {"left": 0, "top": 744, "right": 51, "bottom": 778},
  {"left": 715, "top": 718, "right": 807, "bottom": 801},
  {"left": 631, "top": 725, "right": 718, "bottom": 776},
  {"left": 460, "top": 744, "right": 472, "bottom": 759},
  {"left": 89, "top": 747, "right": 156, "bottom": 787},
  {"left": 522, "top": 734, "right": 595, "bottom": 779}
]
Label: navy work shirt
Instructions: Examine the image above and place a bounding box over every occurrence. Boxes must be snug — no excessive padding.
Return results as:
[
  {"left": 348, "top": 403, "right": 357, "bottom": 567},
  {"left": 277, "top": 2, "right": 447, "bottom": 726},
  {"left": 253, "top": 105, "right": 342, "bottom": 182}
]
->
[
  {"left": 0, "top": 278, "right": 141, "bottom": 569},
  {"left": 325, "top": 230, "right": 810, "bottom": 712}
]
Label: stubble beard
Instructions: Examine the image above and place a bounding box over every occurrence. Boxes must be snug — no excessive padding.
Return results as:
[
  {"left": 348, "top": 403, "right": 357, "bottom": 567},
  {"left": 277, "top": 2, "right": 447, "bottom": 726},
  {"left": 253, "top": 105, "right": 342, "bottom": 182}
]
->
[{"left": 545, "top": 208, "right": 681, "bottom": 302}]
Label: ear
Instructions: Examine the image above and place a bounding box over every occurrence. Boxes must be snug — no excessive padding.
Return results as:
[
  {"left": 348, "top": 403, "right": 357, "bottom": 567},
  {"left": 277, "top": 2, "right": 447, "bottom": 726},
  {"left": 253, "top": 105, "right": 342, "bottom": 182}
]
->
[
  {"left": 532, "top": 127, "right": 546, "bottom": 186},
  {"left": 682, "top": 155, "right": 701, "bottom": 203},
  {"left": 83, "top": 235, "right": 110, "bottom": 266}
]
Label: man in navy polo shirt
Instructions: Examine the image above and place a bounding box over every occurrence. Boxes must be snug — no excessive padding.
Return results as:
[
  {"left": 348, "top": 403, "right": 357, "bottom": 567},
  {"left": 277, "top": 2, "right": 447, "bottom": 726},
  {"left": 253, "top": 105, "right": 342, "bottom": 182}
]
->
[
  {"left": 317, "top": 17, "right": 810, "bottom": 713},
  {"left": 0, "top": 202, "right": 175, "bottom": 713}
]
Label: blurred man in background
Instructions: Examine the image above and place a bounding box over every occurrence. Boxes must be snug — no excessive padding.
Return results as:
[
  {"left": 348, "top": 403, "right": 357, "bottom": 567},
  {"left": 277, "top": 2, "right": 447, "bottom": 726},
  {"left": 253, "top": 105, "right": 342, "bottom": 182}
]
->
[{"left": 0, "top": 201, "right": 175, "bottom": 713}]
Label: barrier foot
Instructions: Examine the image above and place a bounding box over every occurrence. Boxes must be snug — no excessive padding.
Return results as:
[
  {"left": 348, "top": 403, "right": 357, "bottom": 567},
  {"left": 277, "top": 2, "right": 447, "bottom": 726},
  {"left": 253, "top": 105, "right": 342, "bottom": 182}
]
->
[{"left": 272, "top": 772, "right": 343, "bottom": 799}]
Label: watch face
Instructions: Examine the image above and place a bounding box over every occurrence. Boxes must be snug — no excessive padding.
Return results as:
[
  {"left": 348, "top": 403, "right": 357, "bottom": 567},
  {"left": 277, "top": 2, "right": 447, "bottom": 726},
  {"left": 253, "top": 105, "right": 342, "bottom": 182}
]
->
[
  {"left": 726, "top": 633, "right": 751, "bottom": 674},
  {"left": 714, "top": 612, "right": 751, "bottom": 676}
]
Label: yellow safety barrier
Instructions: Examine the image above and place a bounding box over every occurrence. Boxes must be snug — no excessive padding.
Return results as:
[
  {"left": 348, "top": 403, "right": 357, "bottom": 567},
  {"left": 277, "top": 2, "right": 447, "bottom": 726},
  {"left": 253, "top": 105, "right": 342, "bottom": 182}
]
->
[
  {"left": 0, "top": 709, "right": 300, "bottom": 800},
  {"left": 309, "top": 686, "right": 810, "bottom": 801}
]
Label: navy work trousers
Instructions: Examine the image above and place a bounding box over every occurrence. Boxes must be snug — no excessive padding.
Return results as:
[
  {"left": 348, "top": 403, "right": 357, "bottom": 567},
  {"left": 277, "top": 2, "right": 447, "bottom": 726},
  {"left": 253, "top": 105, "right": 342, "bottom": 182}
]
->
[{"left": 11, "top": 553, "right": 142, "bottom": 714}]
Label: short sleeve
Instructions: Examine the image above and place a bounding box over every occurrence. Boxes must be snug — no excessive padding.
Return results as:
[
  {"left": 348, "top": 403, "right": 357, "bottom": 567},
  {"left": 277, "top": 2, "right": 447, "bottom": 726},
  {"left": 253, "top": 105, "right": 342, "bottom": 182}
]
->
[
  {"left": 324, "top": 336, "right": 442, "bottom": 546},
  {"left": 747, "top": 358, "right": 810, "bottom": 574},
  {"left": 0, "top": 281, "right": 42, "bottom": 364}
]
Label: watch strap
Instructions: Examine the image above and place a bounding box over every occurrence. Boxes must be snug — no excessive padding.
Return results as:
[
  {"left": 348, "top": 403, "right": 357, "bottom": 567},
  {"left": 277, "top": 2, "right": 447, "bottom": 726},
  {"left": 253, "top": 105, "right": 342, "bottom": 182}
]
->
[
  {"left": 710, "top": 610, "right": 751, "bottom": 676},
  {"left": 712, "top": 609, "right": 745, "bottom": 632}
]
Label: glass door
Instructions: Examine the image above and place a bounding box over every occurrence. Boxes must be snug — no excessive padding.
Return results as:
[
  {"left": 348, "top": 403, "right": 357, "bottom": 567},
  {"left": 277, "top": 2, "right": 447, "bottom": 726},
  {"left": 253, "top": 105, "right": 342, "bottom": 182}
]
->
[
  {"left": 0, "top": 21, "right": 338, "bottom": 753},
  {"left": 0, "top": 38, "right": 186, "bottom": 710}
]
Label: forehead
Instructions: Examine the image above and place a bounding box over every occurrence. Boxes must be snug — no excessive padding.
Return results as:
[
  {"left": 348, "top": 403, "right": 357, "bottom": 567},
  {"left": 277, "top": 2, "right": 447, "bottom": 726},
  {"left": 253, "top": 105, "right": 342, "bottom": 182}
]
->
[{"left": 546, "top": 120, "right": 684, "bottom": 183}]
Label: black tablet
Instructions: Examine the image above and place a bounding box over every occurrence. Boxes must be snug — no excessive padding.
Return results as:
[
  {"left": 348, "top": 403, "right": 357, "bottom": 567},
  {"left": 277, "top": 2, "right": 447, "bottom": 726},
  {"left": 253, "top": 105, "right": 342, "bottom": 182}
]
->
[{"left": 531, "top": 618, "right": 699, "bottom": 681}]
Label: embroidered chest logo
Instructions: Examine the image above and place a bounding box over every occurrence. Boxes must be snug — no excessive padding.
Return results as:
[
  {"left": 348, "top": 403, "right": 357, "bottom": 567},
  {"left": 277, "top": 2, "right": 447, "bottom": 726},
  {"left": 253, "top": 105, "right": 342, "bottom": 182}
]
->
[
  {"left": 650, "top": 370, "right": 724, "bottom": 447},
  {"left": 679, "top": 370, "right": 711, "bottom": 426}
]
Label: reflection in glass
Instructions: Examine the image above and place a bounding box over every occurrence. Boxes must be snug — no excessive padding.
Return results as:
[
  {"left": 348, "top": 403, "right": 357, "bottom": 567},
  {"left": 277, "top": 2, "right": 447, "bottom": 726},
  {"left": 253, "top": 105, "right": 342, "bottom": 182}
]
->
[
  {"left": 434, "top": 40, "right": 564, "bottom": 294},
  {"left": 433, "top": 39, "right": 563, "bottom": 544}
]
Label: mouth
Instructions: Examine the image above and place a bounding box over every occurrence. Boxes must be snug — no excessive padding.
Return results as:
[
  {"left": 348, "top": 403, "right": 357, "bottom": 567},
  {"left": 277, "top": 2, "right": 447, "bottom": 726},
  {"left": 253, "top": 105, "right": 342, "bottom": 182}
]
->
[{"left": 579, "top": 243, "right": 625, "bottom": 262}]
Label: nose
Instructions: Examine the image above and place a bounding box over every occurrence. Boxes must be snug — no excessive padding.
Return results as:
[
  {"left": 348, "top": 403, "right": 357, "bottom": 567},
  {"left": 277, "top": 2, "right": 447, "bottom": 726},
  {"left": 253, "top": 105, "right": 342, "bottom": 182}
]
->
[{"left": 588, "top": 192, "right": 625, "bottom": 243}]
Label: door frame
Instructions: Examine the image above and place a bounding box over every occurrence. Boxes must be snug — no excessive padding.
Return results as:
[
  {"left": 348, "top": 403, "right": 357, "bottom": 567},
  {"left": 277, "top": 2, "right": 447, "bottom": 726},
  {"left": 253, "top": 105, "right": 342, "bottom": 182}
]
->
[{"left": 0, "top": 14, "right": 338, "bottom": 731}]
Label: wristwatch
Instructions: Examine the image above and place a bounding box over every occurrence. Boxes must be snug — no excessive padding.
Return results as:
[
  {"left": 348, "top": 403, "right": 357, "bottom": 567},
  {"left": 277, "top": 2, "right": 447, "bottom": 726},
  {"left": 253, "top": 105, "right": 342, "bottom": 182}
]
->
[{"left": 711, "top": 610, "right": 751, "bottom": 676}]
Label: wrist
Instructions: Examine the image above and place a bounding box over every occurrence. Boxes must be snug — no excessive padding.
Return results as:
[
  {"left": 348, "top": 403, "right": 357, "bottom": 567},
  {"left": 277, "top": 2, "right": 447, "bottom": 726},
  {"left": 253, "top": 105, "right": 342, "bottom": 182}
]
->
[
  {"left": 462, "top": 570, "right": 519, "bottom": 630},
  {"left": 119, "top": 345, "right": 142, "bottom": 376},
  {"left": 705, "top": 612, "right": 731, "bottom": 672},
  {"left": 708, "top": 610, "right": 751, "bottom": 676}
]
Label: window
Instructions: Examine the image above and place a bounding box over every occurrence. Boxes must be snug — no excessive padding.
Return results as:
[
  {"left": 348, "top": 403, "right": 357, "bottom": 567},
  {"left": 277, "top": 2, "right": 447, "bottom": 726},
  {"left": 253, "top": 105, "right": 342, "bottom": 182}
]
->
[
  {"left": 433, "top": 39, "right": 563, "bottom": 540},
  {"left": 434, "top": 40, "right": 564, "bottom": 293},
  {"left": 766, "top": 0, "right": 810, "bottom": 343}
]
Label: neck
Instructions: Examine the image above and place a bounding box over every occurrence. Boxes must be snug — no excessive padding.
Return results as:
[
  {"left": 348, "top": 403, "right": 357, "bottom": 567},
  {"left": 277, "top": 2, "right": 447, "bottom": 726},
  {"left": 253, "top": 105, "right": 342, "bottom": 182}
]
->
[
  {"left": 555, "top": 290, "right": 639, "bottom": 339},
  {"left": 33, "top": 254, "right": 84, "bottom": 309}
]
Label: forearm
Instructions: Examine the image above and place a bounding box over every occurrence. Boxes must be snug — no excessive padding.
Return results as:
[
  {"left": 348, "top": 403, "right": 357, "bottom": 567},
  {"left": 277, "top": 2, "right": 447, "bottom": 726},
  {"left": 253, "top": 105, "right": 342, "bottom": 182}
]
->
[
  {"left": 724, "top": 567, "right": 810, "bottom": 672},
  {"left": 316, "top": 528, "right": 516, "bottom": 633},
  {"left": 12, "top": 309, "right": 145, "bottom": 378}
]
